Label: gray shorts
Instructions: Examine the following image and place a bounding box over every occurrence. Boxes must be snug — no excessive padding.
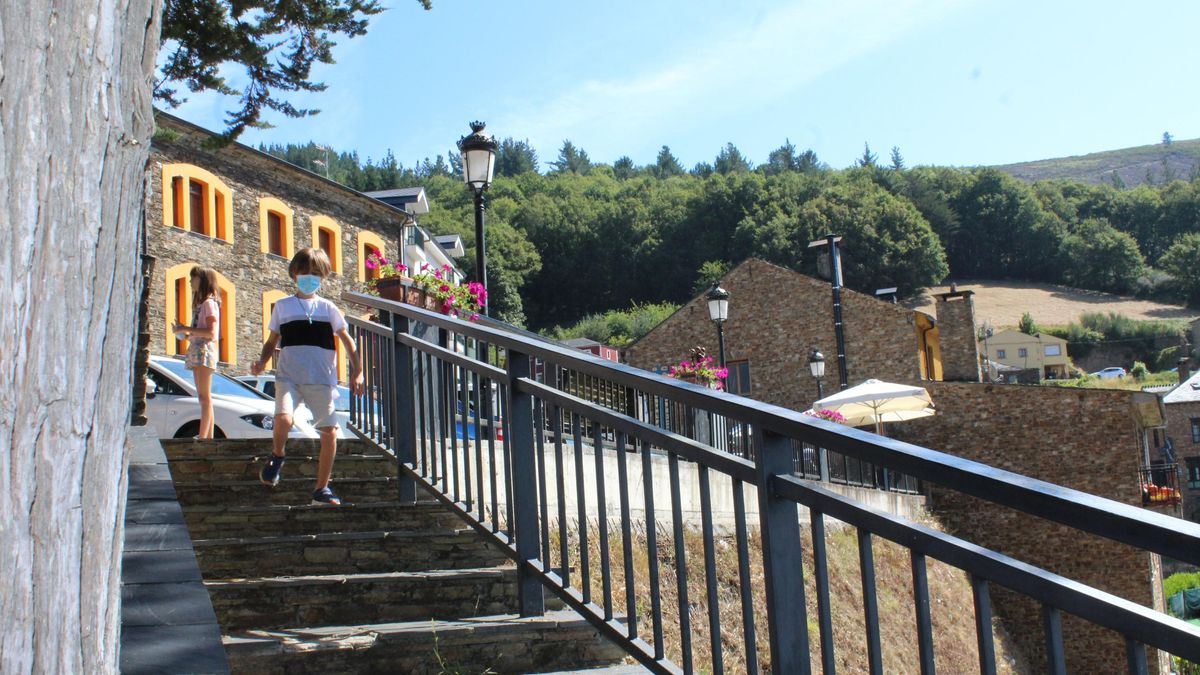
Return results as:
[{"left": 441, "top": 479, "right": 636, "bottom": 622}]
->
[{"left": 275, "top": 381, "right": 339, "bottom": 429}]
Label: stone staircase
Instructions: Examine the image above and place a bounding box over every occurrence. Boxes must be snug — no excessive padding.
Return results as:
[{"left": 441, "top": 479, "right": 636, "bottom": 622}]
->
[{"left": 163, "top": 439, "right": 634, "bottom": 674}]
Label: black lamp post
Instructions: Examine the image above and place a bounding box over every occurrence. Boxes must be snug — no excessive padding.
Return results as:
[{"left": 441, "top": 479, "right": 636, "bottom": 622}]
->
[
  {"left": 808, "top": 234, "right": 849, "bottom": 390},
  {"left": 808, "top": 348, "right": 827, "bottom": 400},
  {"left": 457, "top": 121, "right": 498, "bottom": 297},
  {"left": 706, "top": 284, "right": 729, "bottom": 367}
]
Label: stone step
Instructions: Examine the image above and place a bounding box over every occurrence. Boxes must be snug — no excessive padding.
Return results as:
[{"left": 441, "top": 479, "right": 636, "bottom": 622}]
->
[
  {"left": 182, "top": 501, "right": 462, "bottom": 539},
  {"left": 535, "top": 666, "right": 649, "bottom": 674},
  {"left": 174, "top": 476, "right": 403, "bottom": 507},
  {"left": 193, "top": 529, "right": 510, "bottom": 579},
  {"left": 223, "top": 610, "right": 627, "bottom": 675},
  {"left": 162, "top": 438, "right": 378, "bottom": 462},
  {"left": 206, "top": 567, "right": 523, "bottom": 632},
  {"left": 169, "top": 452, "right": 398, "bottom": 483}
]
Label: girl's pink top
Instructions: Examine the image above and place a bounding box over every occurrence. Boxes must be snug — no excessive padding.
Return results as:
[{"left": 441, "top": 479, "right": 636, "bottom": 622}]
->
[{"left": 194, "top": 298, "right": 220, "bottom": 347}]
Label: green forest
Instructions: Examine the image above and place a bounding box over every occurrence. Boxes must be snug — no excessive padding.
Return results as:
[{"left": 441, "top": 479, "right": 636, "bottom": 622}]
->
[{"left": 261, "top": 139, "right": 1200, "bottom": 331}]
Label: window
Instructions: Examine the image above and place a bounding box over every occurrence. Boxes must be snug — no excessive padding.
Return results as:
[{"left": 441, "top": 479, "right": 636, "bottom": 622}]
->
[
  {"left": 258, "top": 197, "right": 294, "bottom": 259},
  {"left": 146, "top": 369, "right": 187, "bottom": 397},
  {"left": 311, "top": 216, "right": 343, "bottom": 274},
  {"left": 164, "top": 262, "right": 237, "bottom": 364},
  {"left": 1191, "top": 418, "right": 1200, "bottom": 443},
  {"left": 161, "top": 164, "right": 233, "bottom": 242},
  {"left": 262, "top": 289, "right": 290, "bottom": 370},
  {"left": 1045, "top": 344, "right": 1061, "bottom": 356},
  {"left": 357, "top": 230, "right": 387, "bottom": 282},
  {"left": 725, "top": 360, "right": 752, "bottom": 395},
  {"left": 1017, "top": 348, "right": 1028, "bottom": 358},
  {"left": 995, "top": 349, "right": 1006, "bottom": 359},
  {"left": 1187, "top": 457, "right": 1200, "bottom": 490}
]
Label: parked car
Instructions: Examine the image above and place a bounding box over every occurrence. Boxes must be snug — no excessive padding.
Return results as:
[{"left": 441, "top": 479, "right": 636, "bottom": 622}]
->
[
  {"left": 1091, "top": 367, "right": 1127, "bottom": 380},
  {"left": 237, "top": 374, "right": 354, "bottom": 438},
  {"left": 146, "top": 356, "right": 318, "bottom": 439}
]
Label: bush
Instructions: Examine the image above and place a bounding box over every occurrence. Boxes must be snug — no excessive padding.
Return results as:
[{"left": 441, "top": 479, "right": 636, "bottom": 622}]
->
[
  {"left": 1165, "top": 571, "right": 1200, "bottom": 599},
  {"left": 1130, "top": 361, "right": 1149, "bottom": 380},
  {"left": 550, "top": 302, "right": 680, "bottom": 348}
]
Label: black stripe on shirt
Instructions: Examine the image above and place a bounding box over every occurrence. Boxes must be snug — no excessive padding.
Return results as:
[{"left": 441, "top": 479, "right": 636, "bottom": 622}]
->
[{"left": 279, "top": 319, "right": 336, "bottom": 350}]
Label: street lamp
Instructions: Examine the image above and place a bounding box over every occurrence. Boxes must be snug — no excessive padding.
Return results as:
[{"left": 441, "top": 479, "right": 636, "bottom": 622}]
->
[
  {"left": 706, "top": 284, "right": 729, "bottom": 367},
  {"left": 457, "top": 121, "right": 498, "bottom": 297},
  {"left": 808, "top": 348, "right": 827, "bottom": 400},
  {"left": 808, "top": 234, "right": 849, "bottom": 390}
]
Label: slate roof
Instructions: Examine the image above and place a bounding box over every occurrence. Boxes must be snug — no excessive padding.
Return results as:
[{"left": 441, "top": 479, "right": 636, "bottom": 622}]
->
[{"left": 1162, "top": 370, "right": 1200, "bottom": 404}]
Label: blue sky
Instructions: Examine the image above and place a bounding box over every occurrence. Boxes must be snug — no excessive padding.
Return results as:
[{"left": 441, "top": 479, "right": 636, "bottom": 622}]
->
[{"left": 170, "top": 0, "right": 1200, "bottom": 171}]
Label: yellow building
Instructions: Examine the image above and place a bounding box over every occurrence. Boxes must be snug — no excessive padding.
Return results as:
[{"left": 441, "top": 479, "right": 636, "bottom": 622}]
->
[{"left": 982, "top": 329, "right": 1071, "bottom": 379}]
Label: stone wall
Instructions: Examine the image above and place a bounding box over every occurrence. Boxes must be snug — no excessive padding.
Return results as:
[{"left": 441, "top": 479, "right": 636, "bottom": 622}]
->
[
  {"left": 934, "top": 292, "right": 982, "bottom": 382},
  {"left": 1164, "top": 399, "right": 1200, "bottom": 524},
  {"left": 890, "top": 382, "right": 1161, "bottom": 673},
  {"left": 144, "top": 114, "right": 409, "bottom": 376},
  {"left": 624, "top": 258, "right": 928, "bottom": 411}
]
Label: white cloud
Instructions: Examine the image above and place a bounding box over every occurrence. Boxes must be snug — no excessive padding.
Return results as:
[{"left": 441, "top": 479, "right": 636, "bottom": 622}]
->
[{"left": 494, "top": 0, "right": 976, "bottom": 161}]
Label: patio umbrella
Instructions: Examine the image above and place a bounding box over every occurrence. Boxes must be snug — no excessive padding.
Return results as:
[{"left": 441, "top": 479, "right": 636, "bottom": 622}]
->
[{"left": 812, "top": 378, "right": 935, "bottom": 435}]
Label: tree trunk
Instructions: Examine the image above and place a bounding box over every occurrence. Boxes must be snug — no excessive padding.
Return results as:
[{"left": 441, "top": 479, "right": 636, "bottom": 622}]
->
[{"left": 0, "top": 0, "right": 160, "bottom": 672}]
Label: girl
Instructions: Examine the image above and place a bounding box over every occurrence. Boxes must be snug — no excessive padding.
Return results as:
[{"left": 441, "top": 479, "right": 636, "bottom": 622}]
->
[{"left": 173, "top": 266, "right": 220, "bottom": 440}]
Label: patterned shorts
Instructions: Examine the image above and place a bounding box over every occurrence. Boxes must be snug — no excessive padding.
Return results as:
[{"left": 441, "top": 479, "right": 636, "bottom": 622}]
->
[{"left": 185, "top": 341, "right": 219, "bottom": 371}]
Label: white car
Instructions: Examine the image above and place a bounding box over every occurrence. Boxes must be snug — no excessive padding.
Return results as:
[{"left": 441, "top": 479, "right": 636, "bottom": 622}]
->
[
  {"left": 237, "top": 374, "right": 353, "bottom": 438},
  {"left": 1091, "top": 367, "right": 1128, "bottom": 380},
  {"left": 146, "top": 356, "right": 318, "bottom": 439}
]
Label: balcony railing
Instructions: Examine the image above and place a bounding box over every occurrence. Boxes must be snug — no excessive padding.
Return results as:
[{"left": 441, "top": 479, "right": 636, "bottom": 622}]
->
[
  {"left": 1140, "top": 463, "right": 1183, "bottom": 507},
  {"left": 344, "top": 291, "right": 1200, "bottom": 674}
]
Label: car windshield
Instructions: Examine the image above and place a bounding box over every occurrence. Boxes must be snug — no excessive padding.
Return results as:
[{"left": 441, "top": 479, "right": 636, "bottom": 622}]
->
[
  {"left": 335, "top": 386, "right": 351, "bottom": 412},
  {"left": 155, "top": 359, "right": 272, "bottom": 400}
]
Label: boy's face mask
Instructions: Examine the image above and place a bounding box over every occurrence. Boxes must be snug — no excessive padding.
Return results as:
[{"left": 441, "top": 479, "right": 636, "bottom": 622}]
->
[{"left": 296, "top": 274, "right": 322, "bottom": 295}]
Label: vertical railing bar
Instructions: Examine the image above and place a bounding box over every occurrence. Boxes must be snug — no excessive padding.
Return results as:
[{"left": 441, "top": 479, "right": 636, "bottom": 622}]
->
[
  {"left": 364, "top": 331, "right": 375, "bottom": 439},
  {"left": 971, "top": 575, "right": 997, "bottom": 675},
  {"left": 502, "top": 377, "right": 516, "bottom": 533},
  {"left": 593, "top": 420, "right": 613, "bottom": 621},
  {"left": 859, "top": 528, "right": 884, "bottom": 675},
  {"left": 641, "top": 437, "right": 665, "bottom": 660},
  {"left": 1125, "top": 637, "right": 1149, "bottom": 675},
  {"left": 1043, "top": 604, "right": 1067, "bottom": 675},
  {"left": 488, "top": 375, "right": 499, "bottom": 531},
  {"left": 573, "top": 413, "right": 592, "bottom": 603},
  {"left": 473, "top": 369, "right": 485, "bottom": 522},
  {"left": 447, "top": 361, "right": 459, "bottom": 502},
  {"left": 911, "top": 551, "right": 936, "bottom": 675},
  {"left": 698, "top": 465, "right": 724, "bottom": 673},
  {"left": 668, "top": 451, "right": 694, "bottom": 674},
  {"left": 416, "top": 349, "right": 428, "bottom": 478},
  {"left": 615, "top": 430, "right": 638, "bottom": 640},
  {"left": 438, "top": 354, "right": 450, "bottom": 494},
  {"left": 348, "top": 325, "right": 358, "bottom": 428},
  {"left": 732, "top": 479, "right": 759, "bottom": 675},
  {"left": 536, "top": 397, "right": 552, "bottom": 567},
  {"left": 810, "top": 510, "right": 836, "bottom": 675},
  {"left": 426, "top": 351, "right": 438, "bottom": 484},
  {"left": 553, "top": 403, "right": 570, "bottom": 588},
  {"left": 459, "top": 359, "right": 472, "bottom": 509}
]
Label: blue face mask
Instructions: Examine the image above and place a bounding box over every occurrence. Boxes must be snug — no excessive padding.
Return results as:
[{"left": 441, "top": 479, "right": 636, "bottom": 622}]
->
[{"left": 296, "top": 274, "right": 322, "bottom": 295}]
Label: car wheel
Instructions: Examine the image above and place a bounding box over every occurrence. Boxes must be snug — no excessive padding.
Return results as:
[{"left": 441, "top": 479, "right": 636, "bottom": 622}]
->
[{"left": 174, "top": 421, "right": 227, "bottom": 439}]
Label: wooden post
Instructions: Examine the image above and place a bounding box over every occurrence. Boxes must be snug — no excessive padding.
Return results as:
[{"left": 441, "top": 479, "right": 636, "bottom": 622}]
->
[{"left": 0, "top": 0, "right": 161, "bottom": 671}]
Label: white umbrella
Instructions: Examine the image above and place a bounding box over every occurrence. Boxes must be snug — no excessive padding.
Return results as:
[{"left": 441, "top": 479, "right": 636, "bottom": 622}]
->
[{"left": 812, "top": 378, "right": 935, "bottom": 435}]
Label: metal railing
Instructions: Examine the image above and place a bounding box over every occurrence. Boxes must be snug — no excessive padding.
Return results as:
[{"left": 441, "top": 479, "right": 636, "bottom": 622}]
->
[{"left": 345, "top": 292, "right": 1200, "bottom": 675}]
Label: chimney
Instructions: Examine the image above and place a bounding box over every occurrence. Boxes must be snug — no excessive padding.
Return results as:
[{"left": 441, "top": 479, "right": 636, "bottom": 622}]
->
[
  {"left": 934, "top": 288, "right": 982, "bottom": 383},
  {"left": 1179, "top": 357, "right": 1192, "bottom": 384}
]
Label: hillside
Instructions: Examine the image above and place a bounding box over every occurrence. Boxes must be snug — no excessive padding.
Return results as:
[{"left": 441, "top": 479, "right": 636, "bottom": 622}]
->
[
  {"left": 992, "top": 138, "right": 1200, "bottom": 186},
  {"left": 909, "top": 280, "right": 1199, "bottom": 329}
]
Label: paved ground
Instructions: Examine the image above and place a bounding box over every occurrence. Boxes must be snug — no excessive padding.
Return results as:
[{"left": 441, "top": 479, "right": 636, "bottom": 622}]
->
[{"left": 910, "top": 280, "right": 1199, "bottom": 328}]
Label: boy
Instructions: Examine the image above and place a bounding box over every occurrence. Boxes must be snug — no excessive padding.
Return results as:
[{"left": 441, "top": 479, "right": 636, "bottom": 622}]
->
[{"left": 251, "top": 247, "right": 364, "bottom": 505}]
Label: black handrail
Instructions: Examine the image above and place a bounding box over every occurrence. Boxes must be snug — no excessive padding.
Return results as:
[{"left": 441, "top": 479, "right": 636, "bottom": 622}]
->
[{"left": 344, "top": 291, "right": 1200, "bottom": 674}]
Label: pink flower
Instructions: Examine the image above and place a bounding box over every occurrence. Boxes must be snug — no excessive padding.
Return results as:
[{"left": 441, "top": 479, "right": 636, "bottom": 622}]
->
[
  {"left": 442, "top": 263, "right": 453, "bottom": 272},
  {"left": 420, "top": 263, "right": 430, "bottom": 271},
  {"left": 434, "top": 270, "right": 443, "bottom": 280},
  {"left": 394, "top": 262, "right": 407, "bottom": 272},
  {"left": 469, "top": 313, "right": 480, "bottom": 321},
  {"left": 364, "top": 258, "right": 378, "bottom": 270},
  {"left": 447, "top": 294, "right": 456, "bottom": 304}
]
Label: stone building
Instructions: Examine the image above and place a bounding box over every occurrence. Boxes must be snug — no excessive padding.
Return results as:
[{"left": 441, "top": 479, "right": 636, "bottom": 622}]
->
[
  {"left": 623, "top": 258, "right": 981, "bottom": 411},
  {"left": 142, "top": 112, "right": 462, "bottom": 382},
  {"left": 1163, "top": 366, "right": 1200, "bottom": 524}
]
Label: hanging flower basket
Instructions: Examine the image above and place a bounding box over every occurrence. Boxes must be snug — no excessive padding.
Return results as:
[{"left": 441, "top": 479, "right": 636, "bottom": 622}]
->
[{"left": 667, "top": 347, "right": 728, "bottom": 391}]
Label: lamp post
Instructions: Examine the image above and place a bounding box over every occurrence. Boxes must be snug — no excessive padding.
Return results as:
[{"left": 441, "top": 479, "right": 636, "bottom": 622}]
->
[
  {"left": 706, "top": 284, "right": 729, "bottom": 367},
  {"left": 457, "top": 121, "right": 498, "bottom": 297},
  {"left": 808, "top": 348, "right": 826, "bottom": 400},
  {"left": 808, "top": 234, "right": 849, "bottom": 390}
]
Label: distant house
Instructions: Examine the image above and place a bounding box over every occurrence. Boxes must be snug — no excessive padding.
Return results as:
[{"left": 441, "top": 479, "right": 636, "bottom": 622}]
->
[
  {"left": 981, "top": 330, "right": 1070, "bottom": 380},
  {"left": 1162, "top": 366, "right": 1200, "bottom": 523},
  {"left": 562, "top": 338, "right": 620, "bottom": 363}
]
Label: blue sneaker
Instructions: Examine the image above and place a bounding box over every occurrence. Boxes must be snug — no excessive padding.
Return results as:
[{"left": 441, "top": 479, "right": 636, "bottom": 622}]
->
[
  {"left": 260, "top": 454, "right": 285, "bottom": 487},
  {"left": 311, "top": 487, "right": 342, "bottom": 506}
]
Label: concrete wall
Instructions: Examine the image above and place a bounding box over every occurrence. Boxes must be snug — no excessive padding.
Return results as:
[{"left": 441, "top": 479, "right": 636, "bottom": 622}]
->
[
  {"left": 890, "top": 381, "right": 1162, "bottom": 673},
  {"left": 145, "top": 114, "right": 410, "bottom": 376},
  {"left": 624, "top": 259, "right": 938, "bottom": 412}
]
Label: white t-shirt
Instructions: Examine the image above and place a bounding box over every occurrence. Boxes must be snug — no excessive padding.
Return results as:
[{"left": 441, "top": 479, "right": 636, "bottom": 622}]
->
[{"left": 268, "top": 295, "right": 347, "bottom": 386}]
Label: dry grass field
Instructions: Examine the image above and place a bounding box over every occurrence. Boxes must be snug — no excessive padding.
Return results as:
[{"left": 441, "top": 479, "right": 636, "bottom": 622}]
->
[{"left": 909, "top": 280, "right": 1198, "bottom": 329}]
